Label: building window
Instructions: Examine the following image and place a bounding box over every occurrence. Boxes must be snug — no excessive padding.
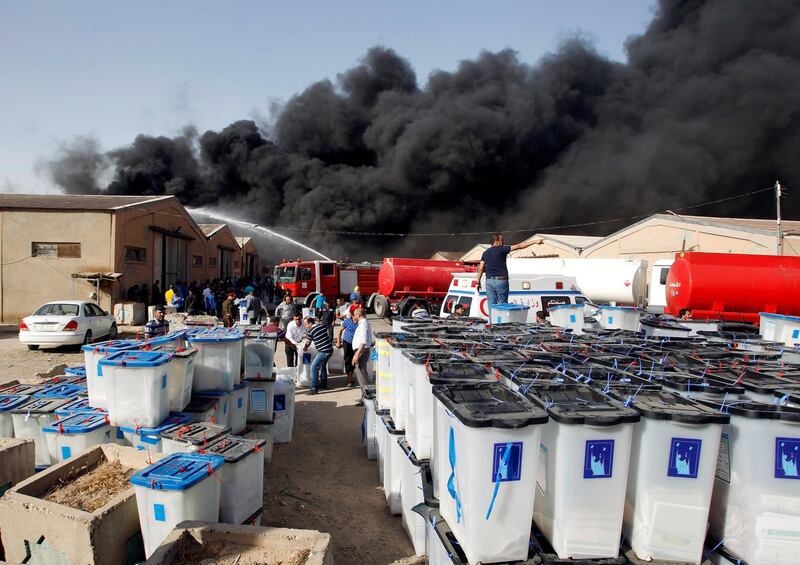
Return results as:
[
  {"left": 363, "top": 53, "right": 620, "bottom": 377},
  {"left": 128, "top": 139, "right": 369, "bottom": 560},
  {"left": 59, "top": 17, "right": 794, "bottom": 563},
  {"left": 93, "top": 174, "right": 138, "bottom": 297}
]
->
[
  {"left": 192, "top": 255, "right": 203, "bottom": 267},
  {"left": 209, "top": 257, "right": 217, "bottom": 267},
  {"left": 124, "top": 246, "right": 147, "bottom": 263},
  {"left": 32, "top": 242, "right": 81, "bottom": 258}
]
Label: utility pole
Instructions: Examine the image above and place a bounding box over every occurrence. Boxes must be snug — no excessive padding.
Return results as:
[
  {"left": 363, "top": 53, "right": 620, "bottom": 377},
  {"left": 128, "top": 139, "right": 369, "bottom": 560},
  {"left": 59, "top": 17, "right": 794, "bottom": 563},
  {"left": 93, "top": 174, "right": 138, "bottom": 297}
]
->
[{"left": 776, "top": 180, "right": 783, "bottom": 256}]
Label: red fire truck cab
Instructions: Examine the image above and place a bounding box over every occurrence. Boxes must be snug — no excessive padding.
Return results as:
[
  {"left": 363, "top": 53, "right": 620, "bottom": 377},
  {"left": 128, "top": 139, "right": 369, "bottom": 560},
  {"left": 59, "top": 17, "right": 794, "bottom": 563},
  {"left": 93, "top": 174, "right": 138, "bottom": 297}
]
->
[{"left": 273, "top": 260, "right": 380, "bottom": 306}]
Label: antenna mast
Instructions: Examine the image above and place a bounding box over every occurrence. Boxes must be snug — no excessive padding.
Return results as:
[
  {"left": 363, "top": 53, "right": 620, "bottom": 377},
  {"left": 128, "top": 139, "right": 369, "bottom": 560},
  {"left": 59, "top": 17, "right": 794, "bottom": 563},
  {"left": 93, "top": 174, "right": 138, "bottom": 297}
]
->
[{"left": 776, "top": 180, "right": 783, "bottom": 256}]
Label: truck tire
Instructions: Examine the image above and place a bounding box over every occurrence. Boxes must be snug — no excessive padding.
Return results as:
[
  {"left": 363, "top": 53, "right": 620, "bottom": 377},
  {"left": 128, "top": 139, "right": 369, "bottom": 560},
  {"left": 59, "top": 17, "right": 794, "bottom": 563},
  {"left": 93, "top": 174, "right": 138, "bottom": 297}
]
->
[{"left": 373, "top": 294, "right": 389, "bottom": 318}]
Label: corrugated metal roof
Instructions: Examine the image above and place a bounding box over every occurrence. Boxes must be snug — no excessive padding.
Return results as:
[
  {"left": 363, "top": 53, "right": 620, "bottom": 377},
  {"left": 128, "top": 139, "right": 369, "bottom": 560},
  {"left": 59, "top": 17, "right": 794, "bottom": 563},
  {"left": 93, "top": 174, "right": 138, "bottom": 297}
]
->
[
  {"left": 676, "top": 214, "right": 800, "bottom": 234},
  {"left": 581, "top": 213, "right": 800, "bottom": 255},
  {"left": 0, "top": 193, "right": 172, "bottom": 211},
  {"left": 198, "top": 223, "right": 226, "bottom": 237}
]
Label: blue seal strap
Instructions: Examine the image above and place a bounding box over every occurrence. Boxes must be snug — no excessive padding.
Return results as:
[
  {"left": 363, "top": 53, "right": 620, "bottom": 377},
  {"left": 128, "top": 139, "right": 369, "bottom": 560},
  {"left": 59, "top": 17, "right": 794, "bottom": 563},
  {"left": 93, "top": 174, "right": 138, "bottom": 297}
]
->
[{"left": 447, "top": 426, "right": 462, "bottom": 523}]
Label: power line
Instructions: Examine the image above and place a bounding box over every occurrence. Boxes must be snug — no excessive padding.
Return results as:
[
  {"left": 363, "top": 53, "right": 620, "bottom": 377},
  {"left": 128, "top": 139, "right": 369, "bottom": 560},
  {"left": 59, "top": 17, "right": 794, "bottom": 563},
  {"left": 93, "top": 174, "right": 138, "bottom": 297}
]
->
[{"left": 268, "top": 186, "right": 775, "bottom": 237}]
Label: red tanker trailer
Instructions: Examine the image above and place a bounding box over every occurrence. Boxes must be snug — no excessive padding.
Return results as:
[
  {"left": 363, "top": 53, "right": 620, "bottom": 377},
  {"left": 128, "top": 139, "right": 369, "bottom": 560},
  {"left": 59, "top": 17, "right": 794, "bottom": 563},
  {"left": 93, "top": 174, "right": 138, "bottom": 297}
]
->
[
  {"left": 369, "top": 258, "right": 476, "bottom": 317},
  {"left": 273, "top": 257, "right": 474, "bottom": 315},
  {"left": 664, "top": 252, "right": 800, "bottom": 323}
]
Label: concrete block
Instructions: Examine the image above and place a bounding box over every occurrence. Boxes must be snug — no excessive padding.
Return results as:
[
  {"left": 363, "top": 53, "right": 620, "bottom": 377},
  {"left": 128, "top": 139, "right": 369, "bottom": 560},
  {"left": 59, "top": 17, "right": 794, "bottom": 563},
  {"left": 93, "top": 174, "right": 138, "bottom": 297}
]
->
[
  {"left": 0, "top": 438, "right": 35, "bottom": 495},
  {"left": 0, "top": 443, "right": 164, "bottom": 565},
  {"left": 145, "top": 520, "right": 334, "bottom": 565}
]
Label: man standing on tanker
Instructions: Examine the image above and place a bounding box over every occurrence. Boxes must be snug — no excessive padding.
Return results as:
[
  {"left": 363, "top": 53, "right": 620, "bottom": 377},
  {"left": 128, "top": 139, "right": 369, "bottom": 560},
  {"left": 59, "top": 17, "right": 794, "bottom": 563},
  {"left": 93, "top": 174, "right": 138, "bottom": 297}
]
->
[{"left": 476, "top": 234, "right": 544, "bottom": 306}]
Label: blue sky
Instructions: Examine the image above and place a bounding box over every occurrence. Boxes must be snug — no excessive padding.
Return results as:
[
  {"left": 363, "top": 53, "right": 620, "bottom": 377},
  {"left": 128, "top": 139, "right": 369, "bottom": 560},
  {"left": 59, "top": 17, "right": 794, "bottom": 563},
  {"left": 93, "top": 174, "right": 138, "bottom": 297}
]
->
[{"left": 0, "top": 1, "right": 656, "bottom": 193}]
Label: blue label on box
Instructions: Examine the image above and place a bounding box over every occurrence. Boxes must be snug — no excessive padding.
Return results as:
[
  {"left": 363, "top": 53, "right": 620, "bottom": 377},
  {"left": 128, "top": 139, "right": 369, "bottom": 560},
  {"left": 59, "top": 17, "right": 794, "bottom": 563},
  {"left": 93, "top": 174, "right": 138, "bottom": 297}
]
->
[
  {"left": 251, "top": 390, "right": 267, "bottom": 412},
  {"left": 154, "top": 503, "right": 166, "bottom": 521},
  {"left": 492, "top": 442, "right": 522, "bottom": 482},
  {"left": 370, "top": 348, "right": 378, "bottom": 361},
  {"left": 668, "top": 438, "right": 701, "bottom": 478},
  {"left": 584, "top": 440, "right": 614, "bottom": 479},
  {"left": 162, "top": 374, "right": 167, "bottom": 389},
  {"left": 608, "top": 316, "right": 614, "bottom": 325},
  {"left": 793, "top": 329, "right": 800, "bottom": 340},
  {"left": 223, "top": 401, "right": 227, "bottom": 414},
  {"left": 569, "top": 314, "right": 577, "bottom": 323},
  {"left": 116, "top": 428, "right": 125, "bottom": 439},
  {"left": 274, "top": 394, "right": 286, "bottom": 412},
  {"left": 97, "top": 364, "right": 103, "bottom": 377},
  {"left": 776, "top": 437, "right": 800, "bottom": 479},
  {"left": 61, "top": 446, "right": 72, "bottom": 460},
  {"left": 237, "top": 397, "right": 243, "bottom": 409}
]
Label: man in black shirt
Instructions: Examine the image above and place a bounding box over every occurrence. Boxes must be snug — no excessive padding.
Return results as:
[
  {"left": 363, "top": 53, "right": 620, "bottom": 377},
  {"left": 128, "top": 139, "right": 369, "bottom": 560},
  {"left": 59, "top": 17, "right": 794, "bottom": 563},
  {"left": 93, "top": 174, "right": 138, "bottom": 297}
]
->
[{"left": 476, "top": 233, "right": 543, "bottom": 308}]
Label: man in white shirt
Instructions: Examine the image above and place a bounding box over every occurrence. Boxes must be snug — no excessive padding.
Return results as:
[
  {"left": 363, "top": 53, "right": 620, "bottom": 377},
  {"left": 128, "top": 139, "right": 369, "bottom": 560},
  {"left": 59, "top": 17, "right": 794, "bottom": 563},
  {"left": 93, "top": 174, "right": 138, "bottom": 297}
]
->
[
  {"left": 284, "top": 312, "right": 307, "bottom": 367},
  {"left": 351, "top": 308, "right": 373, "bottom": 389},
  {"left": 335, "top": 297, "right": 350, "bottom": 320},
  {"left": 410, "top": 301, "right": 430, "bottom": 318}
]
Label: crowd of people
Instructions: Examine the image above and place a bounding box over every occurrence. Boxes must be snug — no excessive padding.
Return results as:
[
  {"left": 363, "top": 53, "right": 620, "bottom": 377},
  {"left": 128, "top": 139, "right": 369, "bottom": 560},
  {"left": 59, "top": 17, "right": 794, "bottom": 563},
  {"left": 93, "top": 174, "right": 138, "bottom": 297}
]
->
[
  {"left": 140, "top": 277, "right": 373, "bottom": 398},
  {"left": 129, "top": 275, "right": 281, "bottom": 320},
  {"left": 276, "top": 288, "right": 370, "bottom": 395}
]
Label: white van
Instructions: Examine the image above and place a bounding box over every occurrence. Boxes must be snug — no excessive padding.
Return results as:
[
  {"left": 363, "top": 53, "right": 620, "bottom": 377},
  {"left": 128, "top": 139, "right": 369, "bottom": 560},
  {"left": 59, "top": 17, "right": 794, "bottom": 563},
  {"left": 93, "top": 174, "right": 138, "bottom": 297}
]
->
[
  {"left": 646, "top": 259, "right": 674, "bottom": 313},
  {"left": 440, "top": 272, "right": 588, "bottom": 323}
]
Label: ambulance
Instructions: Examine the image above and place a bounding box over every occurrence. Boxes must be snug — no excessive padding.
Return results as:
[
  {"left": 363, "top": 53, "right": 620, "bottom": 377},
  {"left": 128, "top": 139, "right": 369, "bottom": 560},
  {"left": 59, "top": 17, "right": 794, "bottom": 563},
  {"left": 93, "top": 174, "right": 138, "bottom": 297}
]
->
[{"left": 440, "top": 271, "right": 589, "bottom": 323}]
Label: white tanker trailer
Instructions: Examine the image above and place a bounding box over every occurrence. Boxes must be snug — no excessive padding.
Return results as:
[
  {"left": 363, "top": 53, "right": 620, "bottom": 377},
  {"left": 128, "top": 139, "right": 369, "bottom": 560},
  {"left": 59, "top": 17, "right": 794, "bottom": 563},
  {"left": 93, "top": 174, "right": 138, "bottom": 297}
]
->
[{"left": 506, "top": 258, "right": 648, "bottom": 306}]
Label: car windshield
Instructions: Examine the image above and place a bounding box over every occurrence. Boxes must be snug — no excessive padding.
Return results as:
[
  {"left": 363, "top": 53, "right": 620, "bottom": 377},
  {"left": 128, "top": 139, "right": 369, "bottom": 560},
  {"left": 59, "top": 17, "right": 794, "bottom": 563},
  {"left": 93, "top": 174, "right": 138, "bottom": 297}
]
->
[
  {"left": 33, "top": 303, "right": 79, "bottom": 316},
  {"left": 275, "top": 266, "right": 296, "bottom": 283}
]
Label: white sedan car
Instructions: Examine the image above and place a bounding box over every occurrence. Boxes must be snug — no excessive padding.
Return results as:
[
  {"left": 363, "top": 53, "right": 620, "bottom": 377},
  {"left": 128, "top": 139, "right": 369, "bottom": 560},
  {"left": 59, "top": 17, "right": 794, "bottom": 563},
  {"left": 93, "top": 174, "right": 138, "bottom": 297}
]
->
[{"left": 19, "top": 301, "right": 118, "bottom": 350}]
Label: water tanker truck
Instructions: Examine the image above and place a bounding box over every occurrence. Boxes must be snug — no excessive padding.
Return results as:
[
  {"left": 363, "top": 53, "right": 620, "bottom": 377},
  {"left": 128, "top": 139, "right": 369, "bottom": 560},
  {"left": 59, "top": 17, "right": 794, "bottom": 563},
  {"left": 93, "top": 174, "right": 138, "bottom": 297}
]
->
[
  {"left": 665, "top": 251, "right": 800, "bottom": 323},
  {"left": 371, "top": 258, "right": 475, "bottom": 317}
]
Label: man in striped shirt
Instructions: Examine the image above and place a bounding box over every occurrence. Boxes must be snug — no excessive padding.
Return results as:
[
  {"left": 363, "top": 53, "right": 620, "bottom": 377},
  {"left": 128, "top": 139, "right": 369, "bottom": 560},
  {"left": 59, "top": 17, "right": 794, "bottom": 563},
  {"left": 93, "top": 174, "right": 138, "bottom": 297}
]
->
[
  {"left": 144, "top": 306, "right": 169, "bottom": 338},
  {"left": 303, "top": 316, "right": 333, "bottom": 394}
]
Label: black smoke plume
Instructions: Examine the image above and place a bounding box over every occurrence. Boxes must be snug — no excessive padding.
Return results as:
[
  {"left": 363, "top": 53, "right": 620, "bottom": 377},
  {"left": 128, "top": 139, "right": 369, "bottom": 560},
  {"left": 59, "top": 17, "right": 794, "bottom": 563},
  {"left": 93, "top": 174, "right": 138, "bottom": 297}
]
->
[{"left": 43, "top": 0, "right": 800, "bottom": 259}]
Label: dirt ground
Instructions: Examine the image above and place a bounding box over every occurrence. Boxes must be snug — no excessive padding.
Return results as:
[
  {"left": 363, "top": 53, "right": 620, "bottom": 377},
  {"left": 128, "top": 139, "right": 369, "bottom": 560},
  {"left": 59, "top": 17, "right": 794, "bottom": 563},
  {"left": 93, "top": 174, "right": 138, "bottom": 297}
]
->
[
  {"left": 263, "top": 379, "right": 415, "bottom": 564},
  {"left": 0, "top": 331, "right": 97, "bottom": 383},
  {"left": 0, "top": 317, "right": 418, "bottom": 564},
  {"left": 263, "top": 316, "right": 417, "bottom": 565}
]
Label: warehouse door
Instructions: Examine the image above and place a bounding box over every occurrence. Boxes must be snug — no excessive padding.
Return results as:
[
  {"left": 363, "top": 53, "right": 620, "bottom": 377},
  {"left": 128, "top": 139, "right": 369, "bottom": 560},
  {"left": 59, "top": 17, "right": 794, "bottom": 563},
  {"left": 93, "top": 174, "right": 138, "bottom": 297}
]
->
[
  {"left": 159, "top": 235, "right": 188, "bottom": 289},
  {"left": 219, "top": 249, "right": 233, "bottom": 279}
]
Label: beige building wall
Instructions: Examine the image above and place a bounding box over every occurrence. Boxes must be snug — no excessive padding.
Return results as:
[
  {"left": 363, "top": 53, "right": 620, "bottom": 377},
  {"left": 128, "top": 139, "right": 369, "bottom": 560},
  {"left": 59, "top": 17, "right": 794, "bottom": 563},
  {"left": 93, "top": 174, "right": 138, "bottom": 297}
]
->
[
  {"left": 459, "top": 244, "right": 489, "bottom": 262},
  {"left": 509, "top": 241, "right": 580, "bottom": 259},
  {"left": 237, "top": 238, "right": 259, "bottom": 278},
  {"left": 0, "top": 210, "right": 113, "bottom": 321},
  {"left": 205, "top": 226, "right": 241, "bottom": 280},
  {"left": 113, "top": 200, "right": 208, "bottom": 299}
]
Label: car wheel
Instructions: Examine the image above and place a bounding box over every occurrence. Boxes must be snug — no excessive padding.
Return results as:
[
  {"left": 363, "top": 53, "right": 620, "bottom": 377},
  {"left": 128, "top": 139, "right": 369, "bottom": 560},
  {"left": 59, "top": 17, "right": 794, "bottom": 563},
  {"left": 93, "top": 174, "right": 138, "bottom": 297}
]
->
[
  {"left": 26, "top": 345, "right": 40, "bottom": 351},
  {"left": 108, "top": 323, "right": 118, "bottom": 339},
  {"left": 83, "top": 330, "right": 93, "bottom": 345}
]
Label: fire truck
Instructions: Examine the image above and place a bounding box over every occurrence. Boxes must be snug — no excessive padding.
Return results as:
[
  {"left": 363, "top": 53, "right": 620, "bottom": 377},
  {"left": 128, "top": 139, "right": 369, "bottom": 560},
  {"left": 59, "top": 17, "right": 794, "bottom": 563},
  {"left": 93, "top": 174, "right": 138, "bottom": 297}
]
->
[
  {"left": 273, "top": 258, "right": 472, "bottom": 317},
  {"left": 273, "top": 260, "right": 381, "bottom": 307}
]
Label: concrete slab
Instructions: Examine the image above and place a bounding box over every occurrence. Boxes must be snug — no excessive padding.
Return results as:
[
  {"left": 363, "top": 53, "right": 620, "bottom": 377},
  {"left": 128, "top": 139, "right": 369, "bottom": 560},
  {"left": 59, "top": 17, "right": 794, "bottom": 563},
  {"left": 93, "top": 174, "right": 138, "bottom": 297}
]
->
[
  {"left": 0, "top": 443, "right": 164, "bottom": 565},
  {"left": 0, "top": 438, "right": 35, "bottom": 495},
  {"left": 145, "top": 520, "right": 334, "bottom": 565}
]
